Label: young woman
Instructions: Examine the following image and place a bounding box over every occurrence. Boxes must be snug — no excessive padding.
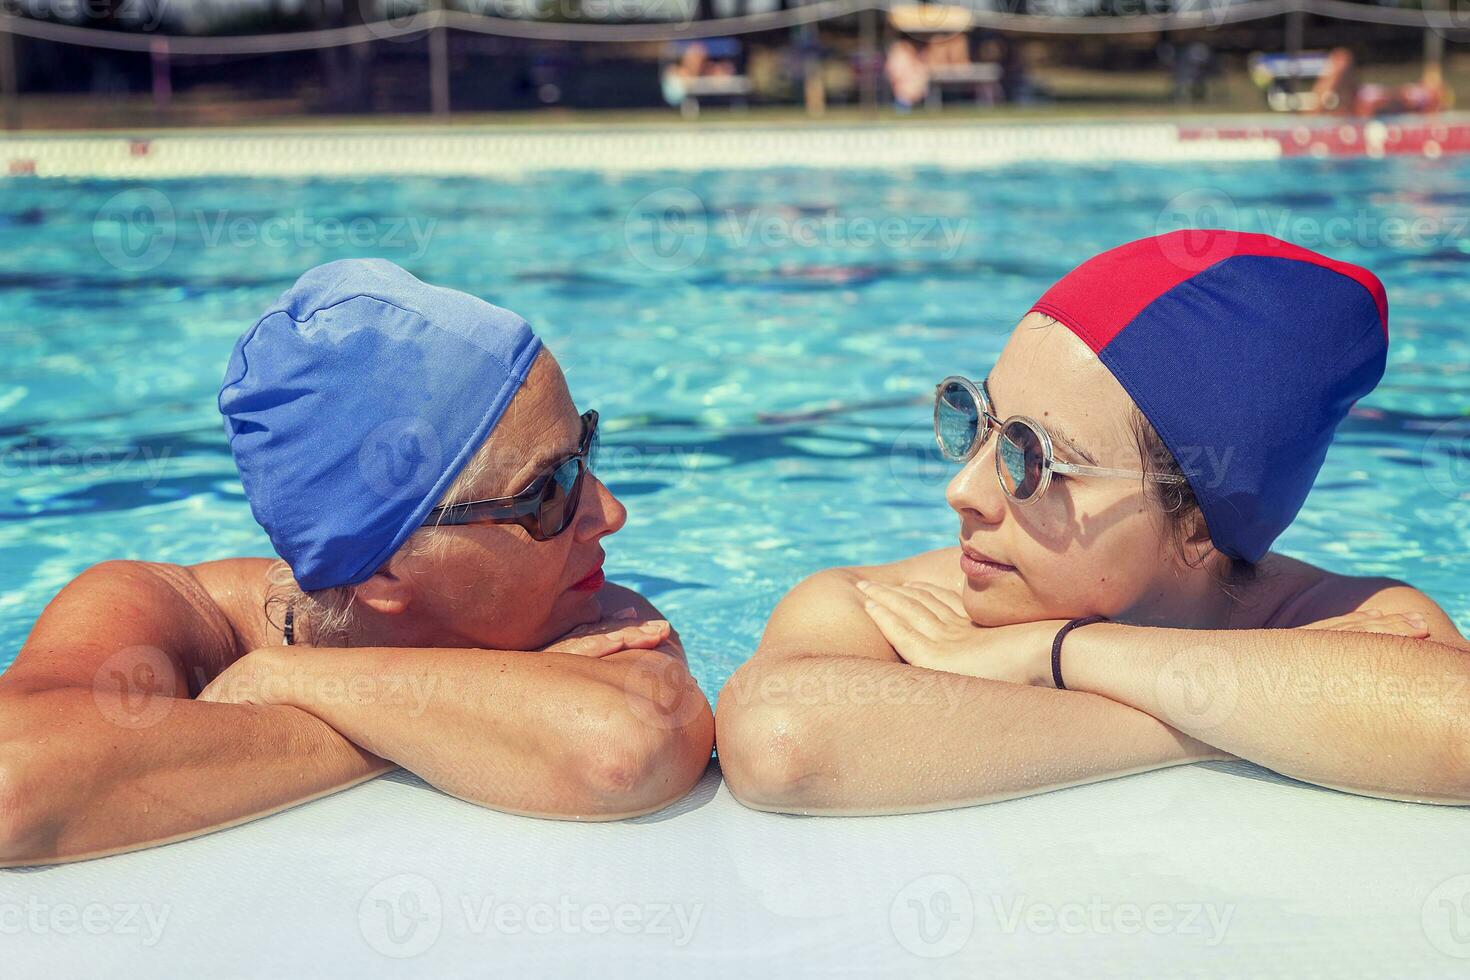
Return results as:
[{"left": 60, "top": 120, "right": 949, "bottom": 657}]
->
[
  {"left": 0, "top": 259, "right": 714, "bottom": 865},
  {"left": 716, "top": 230, "right": 1470, "bottom": 815}
]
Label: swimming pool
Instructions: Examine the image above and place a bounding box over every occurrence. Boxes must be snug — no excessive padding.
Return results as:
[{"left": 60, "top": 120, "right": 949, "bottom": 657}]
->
[{"left": 3, "top": 157, "right": 1469, "bottom": 694}]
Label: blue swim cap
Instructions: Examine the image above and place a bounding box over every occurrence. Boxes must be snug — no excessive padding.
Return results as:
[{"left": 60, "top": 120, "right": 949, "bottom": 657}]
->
[{"left": 219, "top": 259, "right": 543, "bottom": 591}]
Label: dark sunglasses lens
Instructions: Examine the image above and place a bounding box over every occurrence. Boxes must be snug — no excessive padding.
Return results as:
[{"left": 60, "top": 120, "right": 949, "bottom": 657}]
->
[
  {"left": 936, "top": 381, "right": 981, "bottom": 461},
  {"left": 538, "top": 457, "right": 584, "bottom": 537},
  {"left": 997, "top": 420, "right": 1047, "bottom": 500}
]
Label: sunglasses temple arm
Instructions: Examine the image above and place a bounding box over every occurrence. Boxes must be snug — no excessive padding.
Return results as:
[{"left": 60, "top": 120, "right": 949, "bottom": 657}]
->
[{"left": 1049, "top": 460, "right": 1187, "bottom": 483}]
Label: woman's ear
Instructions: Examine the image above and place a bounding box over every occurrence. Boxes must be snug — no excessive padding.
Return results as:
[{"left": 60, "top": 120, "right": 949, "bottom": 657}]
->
[
  {"left": 353, "top": 564, "right": 412, "bottom": 616},
  {"left": 1182, "top": 513, "right": 1216, "bottom": 567}
]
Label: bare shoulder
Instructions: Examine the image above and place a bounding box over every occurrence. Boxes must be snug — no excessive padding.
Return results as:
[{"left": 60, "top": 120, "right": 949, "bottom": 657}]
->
[
  {"left": 4, "top": 559, "right": 253, "bottom": 695},
  {"left": 748, "top": 549, "right": 957, "bottom": 665},
  {"left": 848, "top": 547, "right": 961, "bottom": 589},
  {"left": 1264, "top": 553, "right": 1468, "bottom": 648}
]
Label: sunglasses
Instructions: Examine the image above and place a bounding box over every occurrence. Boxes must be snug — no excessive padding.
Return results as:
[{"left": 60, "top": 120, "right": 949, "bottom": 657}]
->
[
  {"left": 933, "top": 376, "right": 1185, "bottom": 504},
  {"left": 422, "top": 410, "right": 599, "bottom": 540}
]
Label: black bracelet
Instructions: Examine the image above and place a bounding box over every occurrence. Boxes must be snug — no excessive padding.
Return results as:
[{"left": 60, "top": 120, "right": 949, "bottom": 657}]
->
[{"left": 1051, "top": 615, "right": 1108, "bottom": 690}]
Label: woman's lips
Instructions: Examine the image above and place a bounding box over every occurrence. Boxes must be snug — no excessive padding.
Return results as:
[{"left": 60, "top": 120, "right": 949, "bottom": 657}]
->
[
  {"left": 959, "top": 547, "right": 1016, "bottom": 580},
  {"left": 568, "top": 565, "right": 605, "bottom": 592}
]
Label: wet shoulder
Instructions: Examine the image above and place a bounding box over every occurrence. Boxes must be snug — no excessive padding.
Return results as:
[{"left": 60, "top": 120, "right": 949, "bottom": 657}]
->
[
  {"left": 836, "top": 547, "right": 961, "bottom": 590},
  {"left": 183, "top": 557, "right": 280, "bottom": 655},
  {"left": 1252, "top": 552, "right": 1403, "bottom": 628}
]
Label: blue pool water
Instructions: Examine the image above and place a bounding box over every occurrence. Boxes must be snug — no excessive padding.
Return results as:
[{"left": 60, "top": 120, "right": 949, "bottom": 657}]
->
[{"left": 3, "top": 158, "right": 1470, "bottom": 695}]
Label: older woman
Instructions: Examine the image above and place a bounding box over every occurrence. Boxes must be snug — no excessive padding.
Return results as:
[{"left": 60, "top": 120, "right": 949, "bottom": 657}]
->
[
  {"left": 0, "top": 259, "right": 713, "bottom": 865},
  {"left": 717, "top": 230, "right": 1470, "bottom": 814}
]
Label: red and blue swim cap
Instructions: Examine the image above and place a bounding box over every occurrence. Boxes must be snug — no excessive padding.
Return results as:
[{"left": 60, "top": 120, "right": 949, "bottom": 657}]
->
[{"left": 1028, "top": 230, "right": 1388, "bottom": 563}]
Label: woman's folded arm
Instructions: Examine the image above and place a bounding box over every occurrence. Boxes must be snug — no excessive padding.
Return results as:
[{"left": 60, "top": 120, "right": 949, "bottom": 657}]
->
[{"left": 715, "top": 563, "right": 1228, "bottom": 815}]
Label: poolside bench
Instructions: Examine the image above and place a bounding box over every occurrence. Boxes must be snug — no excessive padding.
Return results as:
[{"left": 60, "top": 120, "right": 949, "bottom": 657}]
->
[
  {"left": 1249, "top": 51, "right": 1332, "bottom": 112},
  {"left": 925, "top": 62, "right": 1003, "bottom": 108},
  {"left": 672, "top": 75, "right": 754, "bottom": 119}
]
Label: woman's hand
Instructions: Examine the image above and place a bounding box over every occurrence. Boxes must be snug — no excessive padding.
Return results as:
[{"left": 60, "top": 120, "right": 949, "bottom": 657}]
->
[
  {"left": 197, "top": 645, "right": 295, "bottom": 705},
  {"left": 856, "top": 579, "right": 1062, "bottom": 685},
  {"left": 1300, "top": 607, "right": 1430, "bottom": 638},
  {"left": 542, "top": 607, "right": 673, "bottom": 659}
]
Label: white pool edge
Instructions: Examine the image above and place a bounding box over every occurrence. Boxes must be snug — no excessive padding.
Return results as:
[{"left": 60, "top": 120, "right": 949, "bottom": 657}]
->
[{"left": 1, "top": 124, "right": 1283, "bottom": 178}]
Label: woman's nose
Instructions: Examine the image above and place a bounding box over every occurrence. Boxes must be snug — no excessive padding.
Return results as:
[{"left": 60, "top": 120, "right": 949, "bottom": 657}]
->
[
  {"left": 575, "top": 474, "right": 626, "bottom": 541},
  {"left": 946, "top": 439, "right": 1006, "bottom": 526}
]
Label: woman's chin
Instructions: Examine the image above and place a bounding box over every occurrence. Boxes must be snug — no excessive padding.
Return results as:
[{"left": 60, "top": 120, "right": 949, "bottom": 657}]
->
[{"left": 963, "top": 593, "right": 1030, "bottom": 629}]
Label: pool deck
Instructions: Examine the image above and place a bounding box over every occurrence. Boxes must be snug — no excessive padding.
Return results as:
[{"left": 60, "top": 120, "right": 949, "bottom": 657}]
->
[
  {"left": 4, "top": 113, "right": 1470, "bottom": 177},
  {"left": 7, "top": 758, "right": 1469, "bottom": 976}
]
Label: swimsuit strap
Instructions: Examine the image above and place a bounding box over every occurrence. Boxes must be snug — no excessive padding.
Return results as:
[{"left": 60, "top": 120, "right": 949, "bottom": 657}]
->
[{"left": 283, "top": 602, "right": 295, "bottom": 646}]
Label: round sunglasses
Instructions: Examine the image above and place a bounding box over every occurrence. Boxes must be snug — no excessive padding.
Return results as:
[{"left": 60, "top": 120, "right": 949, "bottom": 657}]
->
[
  {"left": 933, "top": 377, "right": 1185, "bottom": 504},
  {"left": 422, "top": 410, "right": 599, "bottom": 540}
]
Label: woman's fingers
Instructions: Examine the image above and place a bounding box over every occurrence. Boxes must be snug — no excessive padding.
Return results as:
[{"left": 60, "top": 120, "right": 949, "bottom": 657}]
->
[
  {"left": 612, "top": 621, "right": 673, "bottom": 650},
  {"left": 902, "top": 581, "right": 968, "bottom": 617},
  {"left": 545, "top": 620, "right": 671, "bottom": 657},
  {"left": 861, "top": 598, "right": 928, "bottom": 660},
  {"left": 1354, "top": 613, "right": 1430, "bottom": 638},
  {"left": 884, "top": 582, "right": 958, "bottom": 621},
  {"left": 856, "top": 581, "right": 943, "bottom": 633},
  {"left": 1302, "top": 609, "right": 1429, "bottom": 638}
]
